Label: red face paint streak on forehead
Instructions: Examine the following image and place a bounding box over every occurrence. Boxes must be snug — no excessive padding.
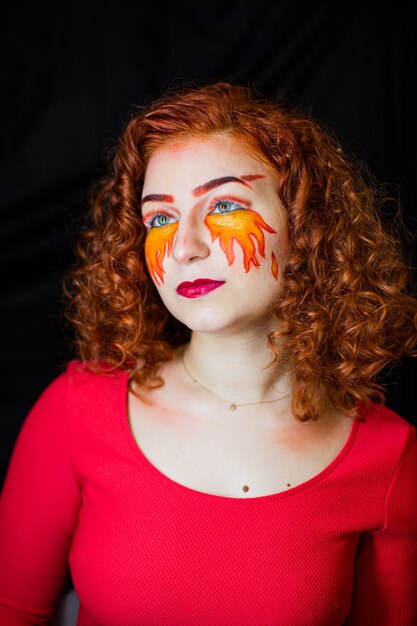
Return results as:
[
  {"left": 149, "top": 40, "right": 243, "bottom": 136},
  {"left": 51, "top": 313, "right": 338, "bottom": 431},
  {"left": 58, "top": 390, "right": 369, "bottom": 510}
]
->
[
  {"left": 240, "top": 175, "right": 266, "bottom": 182},
  {"left": 271, "top": 252, "right": 279, "bottom": 280},
  {"left": 205, "top": 209, "right": 276, "bottom": 272},
  {"left": 144, "top": 222, "right": 178, "bottom": 285}
]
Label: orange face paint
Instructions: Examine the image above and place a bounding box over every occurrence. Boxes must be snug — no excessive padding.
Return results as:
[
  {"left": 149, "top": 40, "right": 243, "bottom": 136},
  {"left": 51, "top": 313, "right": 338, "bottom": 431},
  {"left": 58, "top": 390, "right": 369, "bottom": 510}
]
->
[
  {"left": 204, "top": 208, "right": 276, "bottom": 272},
  {"left": 271, "top": 252, "right": 279, "bottom": 280},
  {"left": 144, "top": 222, "right": 178, "bottom": 285}
]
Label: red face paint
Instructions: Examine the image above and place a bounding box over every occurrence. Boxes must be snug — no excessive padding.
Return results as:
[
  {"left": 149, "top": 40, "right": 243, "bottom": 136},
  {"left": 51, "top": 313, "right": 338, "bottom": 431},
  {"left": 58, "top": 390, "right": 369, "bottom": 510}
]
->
[
  {"left": 241, "top": 174, "right": 266, "bottom": 182},
  {"left": 271, "top": 252, "right": 279, "bottom": 280}
]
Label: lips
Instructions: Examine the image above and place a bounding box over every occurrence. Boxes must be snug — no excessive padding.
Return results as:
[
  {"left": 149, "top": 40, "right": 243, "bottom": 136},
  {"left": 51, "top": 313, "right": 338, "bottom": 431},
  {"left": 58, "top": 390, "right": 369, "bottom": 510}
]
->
[{"left": 176, "top": 278, "right": 225, "bottom": 298}]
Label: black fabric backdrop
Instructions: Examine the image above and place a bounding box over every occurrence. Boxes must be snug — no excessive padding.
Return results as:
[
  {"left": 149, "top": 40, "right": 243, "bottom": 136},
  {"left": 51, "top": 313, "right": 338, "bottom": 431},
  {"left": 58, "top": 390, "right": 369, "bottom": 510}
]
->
[{"left": 1, "top": 1, "right": 416, "bottom": 486}]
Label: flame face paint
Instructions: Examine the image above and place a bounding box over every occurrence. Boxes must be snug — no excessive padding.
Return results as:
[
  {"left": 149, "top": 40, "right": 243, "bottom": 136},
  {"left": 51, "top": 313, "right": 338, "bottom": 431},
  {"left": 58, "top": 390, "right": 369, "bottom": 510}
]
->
[
  {"left": 144, "top": 222, "right": 178, "bottom": 285},
  {"left": 271, "top": 251, "right": 279, "bottom": 280},
  {"left": 204, "top": 205, "right": 276, "bottom": 272}
]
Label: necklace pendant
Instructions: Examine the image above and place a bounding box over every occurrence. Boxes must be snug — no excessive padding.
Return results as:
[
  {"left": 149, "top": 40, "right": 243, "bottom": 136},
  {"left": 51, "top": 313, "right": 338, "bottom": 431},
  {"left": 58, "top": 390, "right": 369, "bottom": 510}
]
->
[{"left": 229, "top": 403, "right": 237, "bottom": 411}]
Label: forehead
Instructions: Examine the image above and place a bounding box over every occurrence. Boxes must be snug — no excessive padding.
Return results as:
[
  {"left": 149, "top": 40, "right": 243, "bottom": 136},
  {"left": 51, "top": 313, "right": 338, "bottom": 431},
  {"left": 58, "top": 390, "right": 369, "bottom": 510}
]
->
[{"left": 142, "top": 133, "right": 274, "bottom": 195}]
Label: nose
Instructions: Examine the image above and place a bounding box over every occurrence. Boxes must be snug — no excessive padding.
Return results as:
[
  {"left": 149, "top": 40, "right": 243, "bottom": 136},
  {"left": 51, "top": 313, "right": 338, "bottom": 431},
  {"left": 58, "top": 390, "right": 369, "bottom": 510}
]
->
[{"left": 172, "top": 215, "right": 210, "bottom": 264}]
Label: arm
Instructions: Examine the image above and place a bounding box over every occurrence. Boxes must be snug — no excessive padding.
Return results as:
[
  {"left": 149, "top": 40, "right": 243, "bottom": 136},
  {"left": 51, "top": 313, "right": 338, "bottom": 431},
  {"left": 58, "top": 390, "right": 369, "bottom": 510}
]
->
[
  {"left": 0, "top": 373, "right": 81, "bottom": 625},
  {"left": 345, "top": 424, "right": 417, "bottom": 625}
]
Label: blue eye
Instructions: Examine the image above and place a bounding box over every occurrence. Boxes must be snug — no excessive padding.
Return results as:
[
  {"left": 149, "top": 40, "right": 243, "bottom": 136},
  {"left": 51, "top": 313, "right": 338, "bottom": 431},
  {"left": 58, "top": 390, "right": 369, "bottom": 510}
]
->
[
  {"left": 146, "top": 214, "right": 177, "bottom": 229},
  {"left": 211, "top": 199, "right": 242, "bottom": 214}
]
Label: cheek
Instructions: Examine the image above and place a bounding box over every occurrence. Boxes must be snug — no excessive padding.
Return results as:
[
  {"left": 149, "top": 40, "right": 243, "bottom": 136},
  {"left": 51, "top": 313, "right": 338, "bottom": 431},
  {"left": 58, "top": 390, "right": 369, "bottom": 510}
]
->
[
  {"left": 204, "top": 209, "right": 276, "bottom": 273},
  {"left": 144, "top": 223, "right": 178, "bottom": 285},
  {"left": 270, "top": 223, "right": 290, "bottom": 281}
]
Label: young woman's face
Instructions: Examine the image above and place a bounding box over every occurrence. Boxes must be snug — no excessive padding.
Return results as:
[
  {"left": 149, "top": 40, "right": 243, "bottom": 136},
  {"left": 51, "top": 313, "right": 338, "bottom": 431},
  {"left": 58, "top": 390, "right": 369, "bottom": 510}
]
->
[{"left": 141, "top": 133, "right": 289, "bottom": 334}]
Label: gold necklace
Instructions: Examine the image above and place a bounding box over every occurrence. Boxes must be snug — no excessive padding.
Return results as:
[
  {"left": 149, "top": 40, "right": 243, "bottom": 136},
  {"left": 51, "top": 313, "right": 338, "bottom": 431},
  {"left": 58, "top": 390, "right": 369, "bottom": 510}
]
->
[{"left": 182, "top": 354, "right": 282, "bottom": 411}]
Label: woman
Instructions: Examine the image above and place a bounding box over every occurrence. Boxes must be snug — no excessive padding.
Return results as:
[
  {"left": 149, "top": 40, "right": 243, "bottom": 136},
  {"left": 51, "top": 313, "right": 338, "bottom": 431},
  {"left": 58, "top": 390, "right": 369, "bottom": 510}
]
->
[{"left": 1, "top": 82, "right": 416, "bottom": 625}]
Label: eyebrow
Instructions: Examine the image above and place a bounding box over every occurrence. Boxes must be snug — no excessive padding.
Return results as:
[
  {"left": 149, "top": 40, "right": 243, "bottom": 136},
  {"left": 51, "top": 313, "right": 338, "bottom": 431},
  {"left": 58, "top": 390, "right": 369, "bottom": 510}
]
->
[
  {"left": 141, "top": 193, "right": 174, "bottom": 208},
  {"left": 192, "top": 175, "right": 264, "bottom": 197},
  {"left": 141, "top": 174, "right": 266, "bottom": 207}
]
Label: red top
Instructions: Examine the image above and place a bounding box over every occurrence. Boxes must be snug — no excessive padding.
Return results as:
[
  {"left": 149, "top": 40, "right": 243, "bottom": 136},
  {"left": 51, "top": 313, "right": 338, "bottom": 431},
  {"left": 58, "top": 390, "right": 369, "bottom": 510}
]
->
[{"left": 0, "top": 362, "right": 416, "bottom": 625}]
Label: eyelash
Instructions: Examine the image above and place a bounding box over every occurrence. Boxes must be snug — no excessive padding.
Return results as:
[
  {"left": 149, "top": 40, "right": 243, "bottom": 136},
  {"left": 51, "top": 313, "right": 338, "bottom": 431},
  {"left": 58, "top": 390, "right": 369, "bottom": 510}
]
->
[
  {"left": 143, "top": 212, "right": 178, "bottom": 229},
  {"left": 209, "top": 197, "right": 248, "bottom": 215}
]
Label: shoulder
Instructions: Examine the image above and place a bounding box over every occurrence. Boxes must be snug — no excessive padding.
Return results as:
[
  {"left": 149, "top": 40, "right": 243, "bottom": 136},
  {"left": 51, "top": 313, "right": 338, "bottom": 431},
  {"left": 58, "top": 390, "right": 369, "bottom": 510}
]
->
[
  {"left": 31, "top": 361, "right": 129, "bottom": 418},
  {"left": 34, "top": 360, "right": 128, "bottom": 398},
  {"left": 357, "top": 402, "right": 416, "bottom": 474},
  {"left": 64, "top": 360, "right": 129, "bottom": 417},
  {"left": 66, "top": 359, "right": 129, "bottom": 387},
  {"left": 362, "top": 405, "right": 417, "bottom": 533},
  {"left": 361, "top": 402, "right": 414, "bottom": 438}
]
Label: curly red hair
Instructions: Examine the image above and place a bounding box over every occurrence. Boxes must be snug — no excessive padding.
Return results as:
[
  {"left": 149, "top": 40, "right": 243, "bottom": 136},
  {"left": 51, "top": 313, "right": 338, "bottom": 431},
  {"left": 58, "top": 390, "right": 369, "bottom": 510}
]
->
[{"left": 65, "top": 82, "right": 417, "bottom": 422}]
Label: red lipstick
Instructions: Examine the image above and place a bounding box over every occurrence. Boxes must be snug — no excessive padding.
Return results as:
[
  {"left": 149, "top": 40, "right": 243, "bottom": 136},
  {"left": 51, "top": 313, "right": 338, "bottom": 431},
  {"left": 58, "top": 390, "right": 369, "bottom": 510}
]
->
[{"left": 176, "top": 278, "right": 225, "bottom": 298}]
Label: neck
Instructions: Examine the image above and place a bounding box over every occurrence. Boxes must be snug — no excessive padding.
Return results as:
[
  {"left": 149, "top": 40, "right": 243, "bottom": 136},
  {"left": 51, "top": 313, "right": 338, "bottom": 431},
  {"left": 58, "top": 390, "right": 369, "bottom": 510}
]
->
[{"left": 181, "top": 325, "right": 292, "bottom": 406}]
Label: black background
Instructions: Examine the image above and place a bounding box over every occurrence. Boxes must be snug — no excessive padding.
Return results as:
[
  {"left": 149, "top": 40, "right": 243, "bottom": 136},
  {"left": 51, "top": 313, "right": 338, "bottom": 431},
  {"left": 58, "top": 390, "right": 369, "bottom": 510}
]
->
[{"left": 1, "top": 1, "right": 417, "bottom": 486}]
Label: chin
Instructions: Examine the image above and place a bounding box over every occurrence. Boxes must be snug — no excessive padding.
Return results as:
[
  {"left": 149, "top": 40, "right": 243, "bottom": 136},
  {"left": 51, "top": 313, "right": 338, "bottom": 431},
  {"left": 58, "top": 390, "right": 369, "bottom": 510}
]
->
[{"left": 174, "top": 307, "right": 240, "bottom": 334}]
